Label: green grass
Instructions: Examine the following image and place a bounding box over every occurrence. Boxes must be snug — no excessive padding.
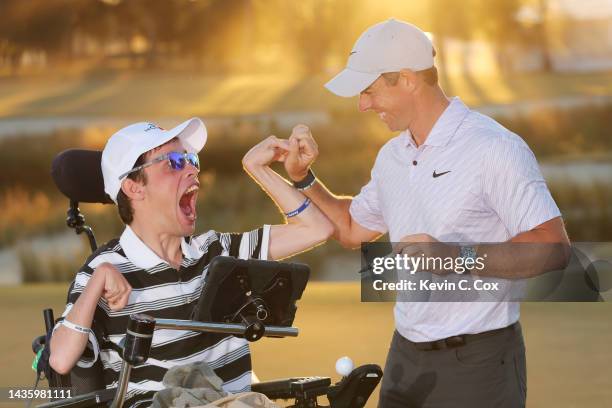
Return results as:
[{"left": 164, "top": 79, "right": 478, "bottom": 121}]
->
[
  {"left": 0, "top": 283, "right": 611, "bottom": 407},
  {"left": 0, "top": 70, "right": 611, "bottom": 119}
]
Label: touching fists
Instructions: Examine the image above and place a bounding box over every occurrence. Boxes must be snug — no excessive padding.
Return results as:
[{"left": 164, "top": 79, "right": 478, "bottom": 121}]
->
[{"left": 285, "top": 124, "right": 319, "bottom": 181}]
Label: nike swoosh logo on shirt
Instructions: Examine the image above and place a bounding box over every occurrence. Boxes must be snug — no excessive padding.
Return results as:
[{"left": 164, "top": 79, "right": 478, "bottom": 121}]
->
[{"left": 432, "top": 170, "right": 451, "bottom": 178}]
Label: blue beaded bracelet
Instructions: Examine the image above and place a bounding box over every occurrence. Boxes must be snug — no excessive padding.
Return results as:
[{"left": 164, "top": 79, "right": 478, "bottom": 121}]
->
[{"left": 284, "top": 198, "right": 311, "bottom": 218}]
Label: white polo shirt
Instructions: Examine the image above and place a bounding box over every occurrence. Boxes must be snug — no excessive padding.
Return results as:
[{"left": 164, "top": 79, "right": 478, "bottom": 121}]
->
[{"left": 350, "top": 97, "right": 561, "bottom": 342}]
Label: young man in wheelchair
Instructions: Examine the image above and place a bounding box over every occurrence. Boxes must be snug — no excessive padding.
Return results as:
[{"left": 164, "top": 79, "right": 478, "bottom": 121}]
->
[{"left": 49, "top": 118, "right": 334, "bottom": 407}]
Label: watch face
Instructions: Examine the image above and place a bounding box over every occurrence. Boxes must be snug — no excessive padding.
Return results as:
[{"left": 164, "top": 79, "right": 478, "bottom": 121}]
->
[
  {"left": 459, "top": 246, "right": 477, "bottom": 274},
  {"left": 462, "top": 246, "right": 477, "bottom": 259}
]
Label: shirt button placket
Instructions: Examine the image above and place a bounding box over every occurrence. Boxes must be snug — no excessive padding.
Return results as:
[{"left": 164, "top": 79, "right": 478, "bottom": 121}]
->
[{"left": 410, "top": 153, "right": 421, "bottom": 181}]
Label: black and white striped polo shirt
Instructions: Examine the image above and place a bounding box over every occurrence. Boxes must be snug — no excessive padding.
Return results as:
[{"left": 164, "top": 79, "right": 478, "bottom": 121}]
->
[{"left": 60, "top": 224, "right": 270, "bottom": 407}]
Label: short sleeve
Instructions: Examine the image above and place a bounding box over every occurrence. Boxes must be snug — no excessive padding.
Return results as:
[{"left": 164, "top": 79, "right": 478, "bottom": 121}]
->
[
  {"left": 482, "top": 135, "right": 561, "bottom": 237},
  {"left": 218, "top": 225, "right": 271, "bottom": 261},
  {"left": 350, "top": 176, "right": 388, "bottom": 234},
  {"left": 52, "top": 270, "right": 102, "bottom": 368}
]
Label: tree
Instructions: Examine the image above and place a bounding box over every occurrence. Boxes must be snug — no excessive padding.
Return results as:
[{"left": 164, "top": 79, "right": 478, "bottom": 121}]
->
[
  {"left": 270, "top": 0, "right": 362, "bottom": 75},
  {"left": 429, "top": 0, "right": 476, "bottom": 88},
  {"left": 0, "top": 0, "right": 77, "bottom": 67},
  {"left": 473, "top": 0, "right": 525, "bottom": 73}
]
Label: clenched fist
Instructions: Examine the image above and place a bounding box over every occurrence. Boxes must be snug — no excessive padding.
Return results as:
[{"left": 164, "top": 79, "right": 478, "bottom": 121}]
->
[
  {"left": 242, "top": 135, "right": 290, "bottom": 171},
  {"left": 96, "top": 262, "right": 132, "bottom": 311},
  {"left": 284, "top": 124, "right": 319, "bottom": 182}
]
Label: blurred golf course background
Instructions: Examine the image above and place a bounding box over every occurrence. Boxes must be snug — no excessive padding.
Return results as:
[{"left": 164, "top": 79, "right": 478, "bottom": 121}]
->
[
  {"left": 1, "top": 285, "right": 611, "bottom": 407},
  {"left": 1, "top": 0, "right": 611, "bottom": 406}
]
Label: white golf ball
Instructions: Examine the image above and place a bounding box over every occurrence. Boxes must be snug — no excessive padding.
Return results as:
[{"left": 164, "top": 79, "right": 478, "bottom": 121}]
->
[{"left": 335, "top": 356, "right": 354, "bottom": 376}]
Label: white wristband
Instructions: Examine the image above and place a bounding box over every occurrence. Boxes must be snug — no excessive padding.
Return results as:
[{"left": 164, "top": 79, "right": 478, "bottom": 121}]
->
[
  {"left": 60, "top": 319, "right": 100, "bottom": 368},
  {"left": 61, "top": 319, "right": 92, "bottom": 335}
]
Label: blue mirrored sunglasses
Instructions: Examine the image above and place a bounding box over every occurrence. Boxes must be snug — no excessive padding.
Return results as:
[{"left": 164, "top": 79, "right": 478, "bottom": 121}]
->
[{"left": 119, "top": 151, "right": 200, "bottom": 180}]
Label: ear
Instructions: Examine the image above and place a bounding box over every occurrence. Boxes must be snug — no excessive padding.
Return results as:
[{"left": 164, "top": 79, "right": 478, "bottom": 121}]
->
[
  {"left": 121, "top": 178, "right": 146, "bottom": 202},
  {"left": 398, "top": 69, "right": 418, "bottom": 93}
]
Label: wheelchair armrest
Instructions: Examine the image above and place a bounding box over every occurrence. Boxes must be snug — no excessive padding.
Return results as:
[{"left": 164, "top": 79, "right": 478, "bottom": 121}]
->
[
  {"left": 252, "top": 376, "right": 331, "bottom": 400},
  {"left": 36, "top": 388, "right": 115, "bottom": 408}
]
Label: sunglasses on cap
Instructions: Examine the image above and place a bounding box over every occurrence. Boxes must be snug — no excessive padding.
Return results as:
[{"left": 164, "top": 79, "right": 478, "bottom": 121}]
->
[{"left": 119, "top": 151, "right": 200, "bottom": 180}]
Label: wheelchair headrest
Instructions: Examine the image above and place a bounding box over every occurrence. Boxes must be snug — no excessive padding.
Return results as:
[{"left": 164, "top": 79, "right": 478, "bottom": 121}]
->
[{"left": 51, "top": 149, "right": 114, "bottom": 204}]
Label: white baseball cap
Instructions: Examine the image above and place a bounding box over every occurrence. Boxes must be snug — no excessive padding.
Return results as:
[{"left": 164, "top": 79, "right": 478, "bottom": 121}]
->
[
  {"left": 101, "top": 118, "right": 207, "bottom": 203},
  {"left": 325, "top": 19, "right": 434, "bottom": 97}
]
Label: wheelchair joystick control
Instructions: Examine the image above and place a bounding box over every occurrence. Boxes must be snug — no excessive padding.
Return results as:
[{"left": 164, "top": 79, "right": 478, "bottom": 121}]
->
[
  {"left": 335, "top": 356, "right": 354, "bottom": 377},
  {"left": 123, "top": 314, "right": 155, "bottom": 364}
]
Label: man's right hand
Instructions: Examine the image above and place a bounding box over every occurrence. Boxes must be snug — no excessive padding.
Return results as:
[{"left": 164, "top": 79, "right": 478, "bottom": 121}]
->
[
  {"left": 285, "top": 124, "right": 319, "bottom": 181},
  {"left": 49, "top": 262, "right": 131, "bottom": 374},
  {"left": 96, "top": 262, "right": 132, "bottom": 311}
]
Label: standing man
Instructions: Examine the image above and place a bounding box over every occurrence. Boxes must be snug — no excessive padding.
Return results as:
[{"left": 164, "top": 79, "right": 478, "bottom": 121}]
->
[{"left": 281, "top": 19, "right": 569, "bottom": 408}]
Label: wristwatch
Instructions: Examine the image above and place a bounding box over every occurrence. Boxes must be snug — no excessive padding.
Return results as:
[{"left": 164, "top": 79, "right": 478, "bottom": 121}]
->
[
  {"left": 458, "top": 245, "right": 477, "bottom": 274},
  {"left": 292, "top": 168, "right": 316, "bottom": 191}
]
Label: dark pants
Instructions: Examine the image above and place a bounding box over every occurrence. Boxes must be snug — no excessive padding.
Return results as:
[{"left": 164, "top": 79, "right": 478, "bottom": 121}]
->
[{"left": 378, "top": 323, "right": 526, "bottom": 408}]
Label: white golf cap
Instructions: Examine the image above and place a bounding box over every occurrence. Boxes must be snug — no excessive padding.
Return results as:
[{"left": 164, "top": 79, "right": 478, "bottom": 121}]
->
[
  {"left": 101, "top": 118, "right": 207, "bottom": 203},
  {"left": 325, "top": 19, "right": 434, "bottom": 97}
]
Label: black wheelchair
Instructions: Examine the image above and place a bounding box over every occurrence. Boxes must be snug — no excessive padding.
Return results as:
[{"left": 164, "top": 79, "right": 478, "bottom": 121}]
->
[{"left": 30, "top": 149, "right": 382, "bottom": 408}]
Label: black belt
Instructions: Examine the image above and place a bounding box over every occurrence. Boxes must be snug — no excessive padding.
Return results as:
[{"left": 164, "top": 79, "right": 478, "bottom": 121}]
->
[{"left": 408, "top": 322, "right": 519, "bottom": 351}]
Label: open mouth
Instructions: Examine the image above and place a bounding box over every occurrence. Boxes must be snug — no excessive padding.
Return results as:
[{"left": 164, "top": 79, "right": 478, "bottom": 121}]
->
[{"left": 179, "top": 184, "right": 199, "bottom": 222}]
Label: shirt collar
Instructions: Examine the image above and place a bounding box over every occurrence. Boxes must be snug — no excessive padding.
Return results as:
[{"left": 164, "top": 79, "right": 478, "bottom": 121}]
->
[
  {"left": 119, "top": 225, "right": 192, "bottom": 270},
  {"left": 400, "top": 129, "right": 417, "bottom": 148},
  {"left": 402, "top": 97, "right": 470, "bottom": 148},
  {"left": 181, "top": 236, "right": 201, "bottom": 260}
]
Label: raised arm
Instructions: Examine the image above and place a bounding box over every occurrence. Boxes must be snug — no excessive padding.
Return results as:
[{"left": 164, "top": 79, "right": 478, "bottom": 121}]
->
[
  {"left": 282, "top": 125, "right": 382, "bottom": 249},
  {"left": 49, "top": 263, "right": 131, "bottom": 374},
  {"left": 291, "top": 179, "right": 381, "bottom": 249},
  {"left": 242, "top": 135, "right": 334, "bottom": 260}
]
